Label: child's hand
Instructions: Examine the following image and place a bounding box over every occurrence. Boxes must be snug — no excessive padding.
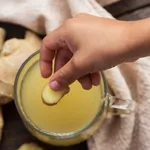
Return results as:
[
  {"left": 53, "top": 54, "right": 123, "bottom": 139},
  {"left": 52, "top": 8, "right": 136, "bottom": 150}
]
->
[{"left": 40, "top": 14, "right": 133, "bottom": 91}]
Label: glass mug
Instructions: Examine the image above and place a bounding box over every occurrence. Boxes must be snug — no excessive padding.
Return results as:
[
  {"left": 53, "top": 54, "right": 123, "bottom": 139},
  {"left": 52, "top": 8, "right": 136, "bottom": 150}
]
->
[{"left": 14, "top": 50, "right": 134, "bottom": 146}]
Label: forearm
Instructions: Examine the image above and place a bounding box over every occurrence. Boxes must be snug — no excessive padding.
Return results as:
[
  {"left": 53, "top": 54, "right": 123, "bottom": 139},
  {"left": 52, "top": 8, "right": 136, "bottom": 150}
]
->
[{"left": 124, "top": 18, "right": 150, "bottom": 61}]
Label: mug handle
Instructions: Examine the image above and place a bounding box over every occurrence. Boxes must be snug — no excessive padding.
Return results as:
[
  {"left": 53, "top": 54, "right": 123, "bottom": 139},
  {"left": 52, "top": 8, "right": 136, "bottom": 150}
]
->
[{"left": 105, "top": 93, "right": 135, "bottom": 115}]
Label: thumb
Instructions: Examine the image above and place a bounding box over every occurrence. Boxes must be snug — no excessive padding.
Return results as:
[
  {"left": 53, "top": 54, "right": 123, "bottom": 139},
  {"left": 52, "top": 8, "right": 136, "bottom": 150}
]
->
[{"left": 49, "top": 57, "right": 87, "bottom": 91}]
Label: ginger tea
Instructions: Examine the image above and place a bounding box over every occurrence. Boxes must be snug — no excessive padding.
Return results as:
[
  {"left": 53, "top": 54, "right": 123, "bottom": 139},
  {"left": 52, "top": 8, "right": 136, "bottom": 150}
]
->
[{"left": 21, "top": 61, "right": 102, "bottom": 133}]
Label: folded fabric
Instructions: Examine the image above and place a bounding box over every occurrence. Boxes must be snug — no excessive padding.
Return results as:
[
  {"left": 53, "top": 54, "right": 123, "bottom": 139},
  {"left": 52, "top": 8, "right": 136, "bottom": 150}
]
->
[{"left": 0, "top": 0, "right": 150, "bottom": 150}]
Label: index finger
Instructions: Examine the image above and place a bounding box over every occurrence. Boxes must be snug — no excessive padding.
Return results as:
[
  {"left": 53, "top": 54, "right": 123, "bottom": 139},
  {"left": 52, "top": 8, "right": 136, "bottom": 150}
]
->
[{"left": 40, "top": 27, "right": 65, "bottom": 78}]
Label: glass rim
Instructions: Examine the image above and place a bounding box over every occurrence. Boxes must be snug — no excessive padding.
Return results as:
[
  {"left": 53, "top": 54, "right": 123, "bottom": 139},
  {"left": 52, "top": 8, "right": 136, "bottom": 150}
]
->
[{"left": 14, "top": 50, "right": 108, "bottom": 139}]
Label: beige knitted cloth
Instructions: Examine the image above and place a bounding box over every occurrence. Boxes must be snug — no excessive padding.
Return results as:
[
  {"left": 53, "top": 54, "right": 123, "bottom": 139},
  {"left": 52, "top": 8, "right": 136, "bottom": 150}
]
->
[{"left": 0, "top": 0, "right": 149, "bottom": 150}]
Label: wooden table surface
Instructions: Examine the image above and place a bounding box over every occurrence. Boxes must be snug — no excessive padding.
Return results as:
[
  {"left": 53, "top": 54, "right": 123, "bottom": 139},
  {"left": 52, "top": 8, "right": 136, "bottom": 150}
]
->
[{"left": 1, "top": 0, "right": 150, "bottom": 149}]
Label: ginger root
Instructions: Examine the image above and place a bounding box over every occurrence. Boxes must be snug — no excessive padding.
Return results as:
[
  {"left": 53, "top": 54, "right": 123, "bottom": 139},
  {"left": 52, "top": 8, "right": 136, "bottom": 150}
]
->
[
  {"left": 0, "top": 107, "right": 3, "bottom": 141},
  {"left": 0, "top": 28, "right": 5, "bottom": 52},
  {"left": 0, "top": 31, "right": 42, "bottom": 104},
  {"left": 42, "top": 84, "right": 69, "bottom": 105},
  {"left": 18, "top": 143, "right": 43, "bottom": 150}
]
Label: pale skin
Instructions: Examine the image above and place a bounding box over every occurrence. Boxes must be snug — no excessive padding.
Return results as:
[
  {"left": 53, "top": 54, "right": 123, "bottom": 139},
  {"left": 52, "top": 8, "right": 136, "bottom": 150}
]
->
[{"left": 40, "top": 13, "right": 150, "bottom": 91}]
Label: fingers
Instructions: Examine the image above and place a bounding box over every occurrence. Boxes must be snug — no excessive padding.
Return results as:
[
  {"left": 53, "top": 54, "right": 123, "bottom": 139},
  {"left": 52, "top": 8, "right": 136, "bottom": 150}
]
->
[
  {"left": 90, "top": 72, "right": 100, "bottom": 86},
  {"left": 78, "top": 72, "right": 100, "bottom": 90},
  {"left": 49, "top": 58, "right": 80, "bottom": 91},
  {"left": 50, "top": 64, "right": 100, "bottom": 91},
  {"left": 54, "top": 48, "right": 72, "bottom": 72},
  {"left": 40, "top": 27, "right": 65, "bottom": 78},
  {"left": 40, "top": 49, "right": 55, "bottom": 78},
  {"left": 49, "top": 51, "right": 91, "bottom": 90},
  {"left": 78, "top": 75, "right": 92, "bottom": 90},
  {"left": 49, "top": 48, "right": 100, "bottom": 91}
]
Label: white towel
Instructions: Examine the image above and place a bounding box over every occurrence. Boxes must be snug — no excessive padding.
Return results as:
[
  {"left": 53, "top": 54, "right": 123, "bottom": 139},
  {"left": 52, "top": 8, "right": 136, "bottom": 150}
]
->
[{"left": 0, "top": 0, "right": 150, "bottom": 150}]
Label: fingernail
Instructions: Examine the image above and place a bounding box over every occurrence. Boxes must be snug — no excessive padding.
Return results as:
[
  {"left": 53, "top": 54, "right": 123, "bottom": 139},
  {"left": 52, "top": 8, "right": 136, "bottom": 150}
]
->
[{"left": 50, "top": 81, "right": 61, "bottom": 91}]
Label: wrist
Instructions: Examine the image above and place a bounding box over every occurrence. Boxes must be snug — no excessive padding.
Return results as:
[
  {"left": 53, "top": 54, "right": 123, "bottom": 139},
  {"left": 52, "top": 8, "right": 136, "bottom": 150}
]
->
[{"left": 123, "top": 19, "right": 150, "bottom": 62}]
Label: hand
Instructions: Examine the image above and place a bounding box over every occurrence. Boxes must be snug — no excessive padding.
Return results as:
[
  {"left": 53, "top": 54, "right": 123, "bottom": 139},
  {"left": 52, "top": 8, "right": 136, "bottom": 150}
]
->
[{"left": 40, "top": 13, "right": 132, "bottom": 91}]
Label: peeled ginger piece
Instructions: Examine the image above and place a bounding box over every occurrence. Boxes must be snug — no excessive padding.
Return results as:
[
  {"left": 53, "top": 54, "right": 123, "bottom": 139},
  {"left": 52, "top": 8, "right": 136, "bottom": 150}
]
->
[
  {"left": 42, "top": 84, "right": 69, "bottom": 105},
  {"left": 0, "top": 28, "right": 5, "bottom": 53},
  {"left": 18, "top": 143, "right": 43, "bottom": 150}
]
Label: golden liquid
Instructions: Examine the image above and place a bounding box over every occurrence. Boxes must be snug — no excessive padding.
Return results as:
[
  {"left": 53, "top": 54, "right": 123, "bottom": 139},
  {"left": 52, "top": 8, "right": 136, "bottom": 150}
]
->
[{"left": 21, "top": 61, "right": 102, "bottom": 133}]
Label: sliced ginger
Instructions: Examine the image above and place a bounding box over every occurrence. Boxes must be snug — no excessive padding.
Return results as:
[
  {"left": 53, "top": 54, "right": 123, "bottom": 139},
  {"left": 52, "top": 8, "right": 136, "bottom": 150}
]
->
[
  {"left": 42, "top": 84, "right": 69, "bottom": 105},
  {"left": 0, "top": 28, "right": 5, "bottom": 53},
  {"left": 18, "top": 143, "right": 43, "bottom": 150}
]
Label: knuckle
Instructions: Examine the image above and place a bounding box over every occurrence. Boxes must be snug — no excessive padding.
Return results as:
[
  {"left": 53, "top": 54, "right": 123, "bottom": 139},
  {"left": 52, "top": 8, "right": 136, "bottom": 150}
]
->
[
  {"left": 71, "top": 57, "right": 83, "bottom": 71},
  {"left": 42, "top": 36, "right": 48, "bottom": 44},
  {"left": 64, "top": 18, "right": 78, "bottom": 33},
  {"left": 59, "top": 68, "right": 65, "bottom": 78},
  {"left": 42, "top": 36, "right": 49, "bottom": 49},
  {"left": 59, "top": 68, "right": 71, "bottom": 84},
  {"left": 65, "top": 19, "right": 75, "bottom": 28}
]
